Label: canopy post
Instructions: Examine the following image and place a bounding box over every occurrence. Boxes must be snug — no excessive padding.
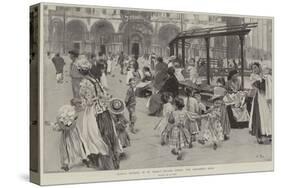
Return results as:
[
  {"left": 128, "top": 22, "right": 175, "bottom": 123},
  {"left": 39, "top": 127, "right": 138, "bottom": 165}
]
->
[
  {"left": 175, "top": 40, "right": 179, "bottom": 59},
  {"left": 169, "top": 43, "right": 174, "bottom": 56},
  {"left": 182, "top": 39, "right": 185, "bottom": 67},
  {"left": 205, "top": 37, "right": 210, "bottom": 85},
  {"left": 239, "top": 34, "right": 245, "bottom": 89}
]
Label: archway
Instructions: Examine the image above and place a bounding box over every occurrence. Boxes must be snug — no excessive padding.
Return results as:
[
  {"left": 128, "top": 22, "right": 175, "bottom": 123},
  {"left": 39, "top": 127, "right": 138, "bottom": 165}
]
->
[
  {"left": 66, "top": 20, "right": 88, "bottom": 53},
  {"left": 119, "top": 21, "right": 153, "bottom": 56},
  {"left": 90, "top": 20, "right": 115, "bottom": 55},
  {"left": 49, "top": 18, "right": 63, "bottom": 53},
  {"left": 158, "top": 24, "right": 180, "bottom": 57},
  {"left": 130, "top": 33, "right": 143, "bottom": 57}
]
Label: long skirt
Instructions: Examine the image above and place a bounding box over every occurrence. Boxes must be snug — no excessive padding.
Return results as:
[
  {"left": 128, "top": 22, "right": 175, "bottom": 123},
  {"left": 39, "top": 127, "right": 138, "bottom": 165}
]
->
[
  {"left": 249, "top": 92, "right": 272, "bottom": 139},
  {"left": 148, "top": 93, "right": 163, "bottom": 116},
  {"left": 221, "top": 105, "right": 231, "bottom": 136},
  {"left": 76, "top": 106, "right": 109, "bottom": 157},
  {"left": 59, "top": 127, "right": 87, "bottom": 169},
  {"left": 96, "top": 110, "right": 121, "bottom": 170}
]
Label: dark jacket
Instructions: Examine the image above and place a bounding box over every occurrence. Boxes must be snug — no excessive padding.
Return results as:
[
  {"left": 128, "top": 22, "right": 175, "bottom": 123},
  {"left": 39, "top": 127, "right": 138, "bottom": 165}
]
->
[
  {"left": 153, "top": 62, "right": 168, "bottom": 90},
  {"left": 90, "top": 60, "right": 102, "bottom": 81},
  {"left": 52, "top": 56, "right": 65, "bottom": 74},
  {"left": 160, "top": 75, "right": 179, "bottom": 97},
  {"left": 125, "top": 87, "right": 136, "bottom": 107}
]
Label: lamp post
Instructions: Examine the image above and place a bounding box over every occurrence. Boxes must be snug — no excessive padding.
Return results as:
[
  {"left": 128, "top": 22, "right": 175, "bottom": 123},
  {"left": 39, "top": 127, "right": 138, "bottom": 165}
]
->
[
  {"left": 63, "top": 7, "right": 66, "bottom": 54},
  {"left": 127, "top": 14, "right": 130, "bottom": 55}
]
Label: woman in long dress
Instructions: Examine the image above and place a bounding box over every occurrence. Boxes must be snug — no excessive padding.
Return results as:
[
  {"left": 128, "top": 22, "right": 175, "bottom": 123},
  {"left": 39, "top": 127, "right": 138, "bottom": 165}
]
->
[
  {"left": 249, "top": 63, "right": 272, "bottom": 144},
  {"left": 76, "top": 58, "right": 121, "bottom": 170},
  {"left": 148, "top": 66, "right": 179, "bottom": 116},
  {"left": 225, "top": 70, "right": 249, "bottom": 127}
]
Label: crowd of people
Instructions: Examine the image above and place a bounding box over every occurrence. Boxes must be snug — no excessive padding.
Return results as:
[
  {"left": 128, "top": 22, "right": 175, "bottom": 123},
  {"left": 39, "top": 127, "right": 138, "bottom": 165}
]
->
[{"left": 48, "top": 49, "right": 272, "bottom": 170}]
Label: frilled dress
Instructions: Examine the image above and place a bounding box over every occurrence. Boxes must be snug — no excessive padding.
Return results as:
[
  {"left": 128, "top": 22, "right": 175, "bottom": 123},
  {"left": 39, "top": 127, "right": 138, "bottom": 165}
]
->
[
  {"left": 199, "top": 107, "right": 224, "bottom": 144},
  {"left": 79, "top": 76, "right": 121, "bottom": 170},
  {"left": 54, "top": 121, "right": 87, "bottom": 170},
  {"left": 164, "top": 110, "right": 192, "bottom": 149},
  {"left": 249, "top": 74, "right": 272, "bottom": 140}
]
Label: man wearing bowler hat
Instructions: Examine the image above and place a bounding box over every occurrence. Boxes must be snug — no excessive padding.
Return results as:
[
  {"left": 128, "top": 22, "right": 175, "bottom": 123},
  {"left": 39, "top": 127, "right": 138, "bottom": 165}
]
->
[{"left": 69, "top": 50, "right": 83, "bottom": 98}]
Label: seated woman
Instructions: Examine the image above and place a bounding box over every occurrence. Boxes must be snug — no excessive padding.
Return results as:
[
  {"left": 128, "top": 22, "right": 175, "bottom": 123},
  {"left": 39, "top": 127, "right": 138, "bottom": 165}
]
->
[
  {"left": 225, "top": 70, "right": 249, "bottom": 128},
  {"left": 160, "top": 67, "right": 179, "bottom": 97},
  {"left": 148, "top": 67, "right": 179, "bottom": 116}
]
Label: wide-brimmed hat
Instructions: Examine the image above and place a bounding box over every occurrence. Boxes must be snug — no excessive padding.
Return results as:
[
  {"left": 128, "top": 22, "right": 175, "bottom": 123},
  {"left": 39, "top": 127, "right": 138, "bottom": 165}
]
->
[
  {"left": 108, "top": 98, "right": 125, "bottom": 114},
  {"left": 210, "top": 87, "right": 226, "bottom": 101}
]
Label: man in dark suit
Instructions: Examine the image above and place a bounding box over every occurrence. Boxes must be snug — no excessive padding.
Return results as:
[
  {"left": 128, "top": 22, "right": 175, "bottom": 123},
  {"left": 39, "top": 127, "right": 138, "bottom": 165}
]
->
[
  {"left": 51, "top": 53, "right": 65, "bottom": 83},
  {"left": 89, "top": 54, "right": 102, "bottom": 81},
  {"left": 118, "top": 51, "right": 125, "bottom": 74}
]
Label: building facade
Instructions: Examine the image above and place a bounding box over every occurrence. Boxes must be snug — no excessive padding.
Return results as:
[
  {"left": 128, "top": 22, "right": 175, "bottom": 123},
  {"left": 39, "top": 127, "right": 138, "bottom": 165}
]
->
[{"left": 43, "top": 5, "right": 272, "bottom": 62}]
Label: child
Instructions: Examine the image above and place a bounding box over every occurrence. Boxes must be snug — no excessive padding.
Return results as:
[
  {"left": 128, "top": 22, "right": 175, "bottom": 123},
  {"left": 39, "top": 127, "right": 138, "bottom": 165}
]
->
[
  {"left": 125, "top": 78, "right": 137, "bottom": 134},
  {"left": 214, "top": 78, "right": 231, "bottom": 140},
  {"left": 109, "top": 98, "right": 131, "bottom": 151},
  {"left": 183, "top": 88, "right": 202, "bottom": 141},
  {"left": 46, "top": 104, "right": 89, "bottom": 171},
  {"left": 193, "top": 91, "right": 207, "bottom": 115},
  {"left": 165, "top": 97, "right": 195, "bottom": 160},
  {"left": 154, "top": 92, "right": 174, "bottom": 145},
  {"left": 198, "top": 93, "right": 225, "bottom": 150}
]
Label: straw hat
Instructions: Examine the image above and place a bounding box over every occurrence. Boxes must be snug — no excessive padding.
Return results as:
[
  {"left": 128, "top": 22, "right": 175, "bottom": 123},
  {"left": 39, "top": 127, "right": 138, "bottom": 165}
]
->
[{"left": 108, "top": 98, "right": 125, "bottom": 114}]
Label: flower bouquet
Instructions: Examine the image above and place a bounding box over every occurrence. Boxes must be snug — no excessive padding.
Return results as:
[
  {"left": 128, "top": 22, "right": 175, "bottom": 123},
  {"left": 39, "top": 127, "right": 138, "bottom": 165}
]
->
[{"left": 45, "top": 105, "right": 78, "bottom": 131}]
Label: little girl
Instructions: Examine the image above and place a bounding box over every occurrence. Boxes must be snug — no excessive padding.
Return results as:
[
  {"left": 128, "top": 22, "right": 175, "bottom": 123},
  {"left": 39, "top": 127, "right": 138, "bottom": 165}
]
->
[
  {"left": 46, "top": 104, "right": 89, "bottom": 171},
  {"left": 109, "top": 98, "right": 131, "bottom": 151},
  {"left": 198, "top": 95, "right": 224, "bottom": 150},
  {"left": 215, "top": 78, "right": 231, "bottom": 140},
  {"left": 154, "top": 92, "right": 174, "bottom": 145},
  {"left": 165, "top": 97, "right": 195, "bottom": 160},
  {"left": 183, "top": 88, "right": 200, "bottom": 141}
]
